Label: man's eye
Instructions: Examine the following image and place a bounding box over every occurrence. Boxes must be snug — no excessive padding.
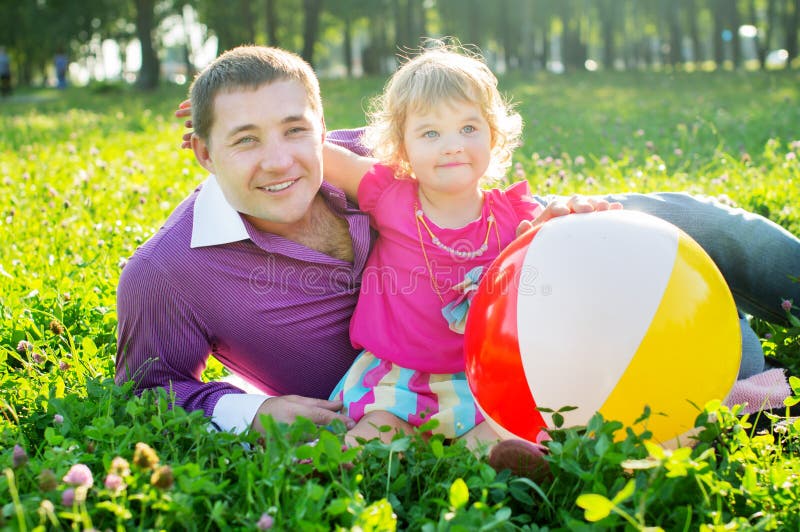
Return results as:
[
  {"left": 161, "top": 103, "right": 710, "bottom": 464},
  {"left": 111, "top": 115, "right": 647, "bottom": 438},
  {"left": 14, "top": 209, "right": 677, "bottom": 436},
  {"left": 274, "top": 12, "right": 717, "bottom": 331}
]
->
[
  {"left": 423, "top": 130, "right": 438, "bottom": 138},
  {"left": 462, "top": 125, "right": 476, "bottom": 134},
  {"left": 235, "top": 136, "right": 255, "bottom": 145},
  {"left": 287, "top": 127, "right": 308, "bottom": 135}
]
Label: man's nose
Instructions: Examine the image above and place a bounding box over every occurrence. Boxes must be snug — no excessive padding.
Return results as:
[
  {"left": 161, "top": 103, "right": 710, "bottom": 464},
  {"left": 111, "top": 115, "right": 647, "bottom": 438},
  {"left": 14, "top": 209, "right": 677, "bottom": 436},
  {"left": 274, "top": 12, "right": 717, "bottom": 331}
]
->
[{"left": 259, "top": 139, "right": 293, "bottom": 172}]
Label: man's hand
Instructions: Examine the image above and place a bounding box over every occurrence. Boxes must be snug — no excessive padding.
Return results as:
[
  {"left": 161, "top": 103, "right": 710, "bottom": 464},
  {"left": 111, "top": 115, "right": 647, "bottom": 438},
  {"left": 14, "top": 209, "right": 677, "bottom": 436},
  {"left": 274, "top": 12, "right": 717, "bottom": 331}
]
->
[
  {"left": 251, "top": 395, "right": 355, "bottom": 433},
  {"left": 175, "top": 99, "right": 193, "bottom": 149},
  {"left": 515, "top": 195, "right": 623, "bottom": 236}
]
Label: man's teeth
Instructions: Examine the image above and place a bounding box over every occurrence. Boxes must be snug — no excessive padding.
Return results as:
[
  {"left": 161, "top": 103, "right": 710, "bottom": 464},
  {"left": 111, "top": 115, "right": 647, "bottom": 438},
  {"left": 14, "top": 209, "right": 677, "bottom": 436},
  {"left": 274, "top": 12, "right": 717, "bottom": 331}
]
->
[{"left": 264, "top": 180, "right": 294, "bottom": 192}]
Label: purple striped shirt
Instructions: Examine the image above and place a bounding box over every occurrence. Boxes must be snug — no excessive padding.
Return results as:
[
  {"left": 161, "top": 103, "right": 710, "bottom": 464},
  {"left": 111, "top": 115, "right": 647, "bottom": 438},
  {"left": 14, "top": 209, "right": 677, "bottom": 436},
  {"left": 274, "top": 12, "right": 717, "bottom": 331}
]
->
[{"left": 116, "top": 140, "right": 373, "bottom": 418}]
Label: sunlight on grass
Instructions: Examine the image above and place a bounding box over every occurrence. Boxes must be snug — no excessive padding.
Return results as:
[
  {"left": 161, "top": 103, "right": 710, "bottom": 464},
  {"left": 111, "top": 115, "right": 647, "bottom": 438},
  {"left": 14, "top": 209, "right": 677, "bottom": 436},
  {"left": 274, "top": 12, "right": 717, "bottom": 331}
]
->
[{"left": 1, "top": 71, "right": 799, "bottom": 529}]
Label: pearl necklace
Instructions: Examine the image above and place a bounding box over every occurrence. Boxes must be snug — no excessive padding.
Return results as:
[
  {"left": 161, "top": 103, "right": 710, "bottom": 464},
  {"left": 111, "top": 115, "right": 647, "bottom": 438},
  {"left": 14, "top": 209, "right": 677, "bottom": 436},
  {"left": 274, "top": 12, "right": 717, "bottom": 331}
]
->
[
  {"left": 414, "top": 201, "right": 497, "bottom": 259},
  {"left": 414, "top": 198, "right": 502, "bottom": 302}
]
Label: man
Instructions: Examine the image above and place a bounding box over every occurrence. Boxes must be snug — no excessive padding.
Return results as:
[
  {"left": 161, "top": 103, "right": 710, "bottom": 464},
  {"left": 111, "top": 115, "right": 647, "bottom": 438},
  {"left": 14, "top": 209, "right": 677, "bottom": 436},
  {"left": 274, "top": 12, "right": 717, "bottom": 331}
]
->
[
  {"left": 116, "top": 46, "right": 367, "bottom": 433},
  {"left": 118, "top": 45, "right": 800, "bottom": 435}
]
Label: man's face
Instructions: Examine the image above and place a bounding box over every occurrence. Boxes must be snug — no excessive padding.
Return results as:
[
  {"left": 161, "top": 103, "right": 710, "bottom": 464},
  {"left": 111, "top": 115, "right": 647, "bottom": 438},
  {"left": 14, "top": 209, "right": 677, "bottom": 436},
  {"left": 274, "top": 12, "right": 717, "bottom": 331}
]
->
[{"left": 192, "top": 79, "right": 326, "bottom": 234}]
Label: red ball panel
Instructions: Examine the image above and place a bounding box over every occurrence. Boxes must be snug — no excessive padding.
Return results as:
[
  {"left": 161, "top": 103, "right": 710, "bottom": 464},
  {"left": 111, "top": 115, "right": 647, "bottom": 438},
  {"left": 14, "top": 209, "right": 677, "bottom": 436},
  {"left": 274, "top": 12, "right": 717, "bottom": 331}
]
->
[{"left": 465, "top": 227, "right": 546, "bottom": 441}]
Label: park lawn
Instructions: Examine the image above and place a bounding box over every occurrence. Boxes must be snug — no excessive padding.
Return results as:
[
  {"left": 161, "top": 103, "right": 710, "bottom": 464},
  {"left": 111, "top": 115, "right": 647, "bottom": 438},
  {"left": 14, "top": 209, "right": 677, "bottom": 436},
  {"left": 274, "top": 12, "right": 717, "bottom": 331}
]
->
[{"left": 1, "top": 71, "right": 800, "bottom": 530}]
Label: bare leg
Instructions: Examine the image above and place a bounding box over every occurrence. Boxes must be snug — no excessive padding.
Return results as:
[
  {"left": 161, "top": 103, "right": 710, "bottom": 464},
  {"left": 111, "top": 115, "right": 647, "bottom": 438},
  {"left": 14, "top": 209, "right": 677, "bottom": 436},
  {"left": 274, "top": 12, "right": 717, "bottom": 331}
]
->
[
  {"left": 345, "top": 410, "right": 414, "bottom": 447},
  {"left": 461, "top": 421, "right": 502, "bottom": 452}
]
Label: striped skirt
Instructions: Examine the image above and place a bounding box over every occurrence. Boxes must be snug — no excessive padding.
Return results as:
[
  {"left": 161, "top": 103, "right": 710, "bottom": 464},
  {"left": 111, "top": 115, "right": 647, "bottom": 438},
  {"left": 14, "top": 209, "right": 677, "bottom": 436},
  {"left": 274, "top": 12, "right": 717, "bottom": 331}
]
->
[{"left": 329, "top": 350, "right": 484, "bottom": 438}]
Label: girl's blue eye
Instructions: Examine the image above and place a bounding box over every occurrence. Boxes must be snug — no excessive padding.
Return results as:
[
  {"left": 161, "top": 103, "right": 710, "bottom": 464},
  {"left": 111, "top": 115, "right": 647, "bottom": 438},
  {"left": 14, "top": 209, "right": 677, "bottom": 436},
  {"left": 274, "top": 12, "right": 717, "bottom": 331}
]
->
[
  {"left": 462, "top": 125, "right": 476, "bottom": 134},
  {"left": 423, "top": 130, "right": 439, "bottom": 138}
]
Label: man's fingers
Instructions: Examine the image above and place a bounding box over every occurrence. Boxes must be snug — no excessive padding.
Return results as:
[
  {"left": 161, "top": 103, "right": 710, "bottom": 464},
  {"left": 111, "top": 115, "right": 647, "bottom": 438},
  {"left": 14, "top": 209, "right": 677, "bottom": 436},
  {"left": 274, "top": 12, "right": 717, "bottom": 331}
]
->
[{"left": 306, "top": 407, "right": 355, "bottom": 429}]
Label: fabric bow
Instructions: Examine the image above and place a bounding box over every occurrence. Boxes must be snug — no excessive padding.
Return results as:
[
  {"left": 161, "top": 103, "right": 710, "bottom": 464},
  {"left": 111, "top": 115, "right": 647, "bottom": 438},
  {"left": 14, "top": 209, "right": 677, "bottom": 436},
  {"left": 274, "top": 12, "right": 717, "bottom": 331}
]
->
[{"left": 441, "top": 266, "right": 485, "bottom": 334}]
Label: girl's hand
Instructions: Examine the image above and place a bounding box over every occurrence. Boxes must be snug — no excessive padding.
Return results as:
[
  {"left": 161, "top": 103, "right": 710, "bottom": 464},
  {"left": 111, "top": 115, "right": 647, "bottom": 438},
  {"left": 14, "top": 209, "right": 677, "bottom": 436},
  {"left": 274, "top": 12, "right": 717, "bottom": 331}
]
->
[
  {"left": 515, "top": 196, "right": 623, "bottom": 237},
  {"left": 175, "top": 99, "right": 194, "bottom": 149}
]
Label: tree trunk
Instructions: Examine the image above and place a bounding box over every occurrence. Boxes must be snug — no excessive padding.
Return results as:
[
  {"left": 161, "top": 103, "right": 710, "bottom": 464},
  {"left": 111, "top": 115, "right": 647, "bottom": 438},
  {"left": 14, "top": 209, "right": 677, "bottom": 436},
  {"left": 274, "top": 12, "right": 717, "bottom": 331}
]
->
[
  {"left": 667, "top": 1, "right": 682, "bottom": 66},
  {"left": 749, "top": 0, "right": 764, "bottom": 69},
  {"left": 728, "top": 0, "right": 742, "bottom": 68},
  {"left": 265, "top": 0, "right": 279, "bottom": 46},
  {"left": 520, "top": 0, "right": 535, "bottom": 71},
  {"left": 686, "top": 0, "right": 701, "bottom": 63},
  {"left": 343, "top": 14, "right": 353, "bottom": 77},
  {"left": 759, "top": 0, "right": 778, "bottom": 67},
  {"left": 301, "top": 0, "right": 323, "bottom": 66},
  {"left": 499, "top": 0, "right": 513, "bottom": 68},
  {"left": 239, "top": 0, "right": 255, "bottom": 44},
  {"left": 182, "top": 10, "right": 195, "bottom": 80},
  {"left": 467, "top": 0, "right": 481, "bottom": 46},
  {"left": 599, "top": 0, "right": 615, "bottom": 69},
  {"left": 712, "top": 0, "right": 725, "bottom": 67},
  {"left": 135, "top": 0, "right": 159, "bottom": 90},
  {"left": 787, "top": 0, "right": 800, "bottom": 66},
  {"left": 416, "top": 0, "right": 427, "bottom": 40}
]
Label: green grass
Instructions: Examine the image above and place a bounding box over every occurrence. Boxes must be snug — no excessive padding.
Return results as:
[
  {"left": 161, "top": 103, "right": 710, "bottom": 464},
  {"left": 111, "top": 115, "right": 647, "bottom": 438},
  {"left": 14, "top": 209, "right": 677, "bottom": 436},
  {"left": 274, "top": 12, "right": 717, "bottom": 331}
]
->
[{"left": 1, "top": 71, "right": 800, "bottom": 530}]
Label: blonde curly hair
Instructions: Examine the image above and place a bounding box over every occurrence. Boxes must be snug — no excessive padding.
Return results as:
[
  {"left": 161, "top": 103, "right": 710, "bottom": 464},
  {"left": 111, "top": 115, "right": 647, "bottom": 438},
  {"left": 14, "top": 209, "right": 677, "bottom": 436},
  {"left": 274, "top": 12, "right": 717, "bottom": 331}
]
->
[{"left": 362, "top": 42, "right": 522, "bottom": 182}]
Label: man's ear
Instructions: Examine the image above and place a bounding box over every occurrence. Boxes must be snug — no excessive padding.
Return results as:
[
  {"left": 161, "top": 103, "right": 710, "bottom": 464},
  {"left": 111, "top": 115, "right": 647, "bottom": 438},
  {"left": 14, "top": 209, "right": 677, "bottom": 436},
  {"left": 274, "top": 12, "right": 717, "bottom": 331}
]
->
[{"left": 191, "top": 134, "right": 215, "bottom": 174}]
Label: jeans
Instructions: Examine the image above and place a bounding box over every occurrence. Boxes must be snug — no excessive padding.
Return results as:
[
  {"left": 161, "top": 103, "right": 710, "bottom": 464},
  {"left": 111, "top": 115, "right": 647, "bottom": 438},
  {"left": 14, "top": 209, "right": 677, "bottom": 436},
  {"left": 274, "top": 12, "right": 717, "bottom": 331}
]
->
[{"left": 536, "top": 192, "right": 800, "bottom": 379}]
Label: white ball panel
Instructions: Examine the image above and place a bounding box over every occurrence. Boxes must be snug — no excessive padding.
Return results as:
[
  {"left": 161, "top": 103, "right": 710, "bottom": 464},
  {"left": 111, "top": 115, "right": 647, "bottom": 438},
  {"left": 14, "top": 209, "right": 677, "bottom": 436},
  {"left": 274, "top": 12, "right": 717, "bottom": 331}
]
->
[{"left": 515, "top": 211, "right": 679, "bottom": 426}]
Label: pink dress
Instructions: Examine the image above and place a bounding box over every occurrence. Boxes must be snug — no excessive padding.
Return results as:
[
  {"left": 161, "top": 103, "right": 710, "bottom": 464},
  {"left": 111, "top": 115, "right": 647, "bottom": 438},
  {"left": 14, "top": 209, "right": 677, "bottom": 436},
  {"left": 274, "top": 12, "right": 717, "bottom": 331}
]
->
[{"left": 331, "top": 163, "right": 543, "bottom": 436}]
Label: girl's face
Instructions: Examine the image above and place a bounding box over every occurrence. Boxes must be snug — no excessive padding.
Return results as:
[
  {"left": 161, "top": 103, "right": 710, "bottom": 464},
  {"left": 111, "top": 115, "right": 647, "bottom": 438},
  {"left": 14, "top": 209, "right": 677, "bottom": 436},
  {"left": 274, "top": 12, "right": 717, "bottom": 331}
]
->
[{"left": 402, "top": 100, "right": 492, "bottom": 198}]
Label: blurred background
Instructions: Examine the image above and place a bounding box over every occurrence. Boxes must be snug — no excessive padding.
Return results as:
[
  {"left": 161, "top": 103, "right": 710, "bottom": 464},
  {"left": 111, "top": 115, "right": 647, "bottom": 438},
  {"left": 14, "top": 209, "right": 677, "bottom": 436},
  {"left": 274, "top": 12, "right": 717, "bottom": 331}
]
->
[{"left": 0, "top": 0, "right": 797, "bottom": 91}]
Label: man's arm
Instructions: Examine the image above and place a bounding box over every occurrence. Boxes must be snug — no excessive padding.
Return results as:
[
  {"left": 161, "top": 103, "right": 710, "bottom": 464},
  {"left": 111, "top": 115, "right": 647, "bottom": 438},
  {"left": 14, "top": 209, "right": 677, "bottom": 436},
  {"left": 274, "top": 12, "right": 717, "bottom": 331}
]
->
[{"left": 116, "top": 255, "right": 354, "bottom": 433}]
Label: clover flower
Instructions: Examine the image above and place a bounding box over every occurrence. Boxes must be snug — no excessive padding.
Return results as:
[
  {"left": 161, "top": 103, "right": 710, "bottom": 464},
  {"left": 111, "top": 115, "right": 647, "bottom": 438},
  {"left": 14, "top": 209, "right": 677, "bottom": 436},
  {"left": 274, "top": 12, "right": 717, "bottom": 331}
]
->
[
  {"left": 133, "top": 442, "right": 159, "bottom": 469},
  {"left": 16, "top": 340, "right": 32, "bottom": 354},
  {"left": 38, "top": 469, "right": 58, "bottom": 491},
  {"left": 49, "top": 320, "right": 65, "bottom": 335},
  {"left": 257, "top": 513, "right": 275, "bottom": 530},
  {"left": 13, "top": 444, "right": 28, "bottom": 468},
  {"left": 61, "top": 488, "right": 75, "bottom": 506},
  {"left": 63, "top": 464, "right": 93, "bottom": 488},
  {"left": 110, "top": 456, "right": 131, "bottom": 477},
  {"left": 54, "top": 414, "right": 64, "bottom": 424},
  {"left": 104, "top": 473, "right": 126, "bottom": 494},
  {"left": 782, "top": 299, "right": 794, "bottom": 312},
  {"left": 150, "top": 465, "right": 174, "bottom": 489}
]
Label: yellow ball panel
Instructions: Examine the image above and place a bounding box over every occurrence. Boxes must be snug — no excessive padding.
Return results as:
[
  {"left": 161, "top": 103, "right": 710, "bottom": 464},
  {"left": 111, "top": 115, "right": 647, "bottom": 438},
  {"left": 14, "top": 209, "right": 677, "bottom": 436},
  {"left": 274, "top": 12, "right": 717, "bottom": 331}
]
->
[{"left": 598, "top": 233, "right": 741, "bottom": 443}]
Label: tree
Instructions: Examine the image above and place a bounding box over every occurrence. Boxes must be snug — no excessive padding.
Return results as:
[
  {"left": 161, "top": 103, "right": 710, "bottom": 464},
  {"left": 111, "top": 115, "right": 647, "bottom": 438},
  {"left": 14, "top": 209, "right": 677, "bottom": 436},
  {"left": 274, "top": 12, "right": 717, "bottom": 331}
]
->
[
  {"left": 787, "top": 0, "right": 800, "bottom": 66},
  {"left": 301, "top": 0, "right": 323, "bottom": 66},
  {"left": 135, "top": 0, "right": 160, "bottom": 89},
  {"left": 665, "top": 0, "right": 683, "bottom": 66},
  {"left": 686, "top": 0, "right": 702, "bottom": 63},
  {"left": 265, "top": 0, "right": 279, "bottom": 46}
]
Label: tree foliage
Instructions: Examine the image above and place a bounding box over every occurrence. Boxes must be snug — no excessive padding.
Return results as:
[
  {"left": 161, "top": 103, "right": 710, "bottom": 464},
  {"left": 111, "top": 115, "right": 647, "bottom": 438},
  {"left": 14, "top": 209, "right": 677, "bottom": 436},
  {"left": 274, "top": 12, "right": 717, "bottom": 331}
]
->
[{"left": 1, "top": 0, "right": 798, "bottom": 88}]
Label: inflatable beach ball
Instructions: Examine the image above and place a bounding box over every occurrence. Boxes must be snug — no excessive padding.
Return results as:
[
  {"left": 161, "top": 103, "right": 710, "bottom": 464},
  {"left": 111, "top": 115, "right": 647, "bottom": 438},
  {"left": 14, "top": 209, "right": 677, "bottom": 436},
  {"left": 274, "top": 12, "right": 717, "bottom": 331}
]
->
[{"left": 464, "top": 210, "right": 741, "bottom": 444}]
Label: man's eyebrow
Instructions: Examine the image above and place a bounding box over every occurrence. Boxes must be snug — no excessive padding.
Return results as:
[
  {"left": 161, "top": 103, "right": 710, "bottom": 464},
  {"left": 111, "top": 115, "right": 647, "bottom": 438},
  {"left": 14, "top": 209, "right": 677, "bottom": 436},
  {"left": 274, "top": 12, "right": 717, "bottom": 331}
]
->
[
  {"left": 282, "top": 114, "right": 309, "bottom": 123},
  {"left": 226, "top": 124, "right": 257, "bottom": 139},
  {"left": 224, "top": 115, "right": 311, "bottom": 139}
]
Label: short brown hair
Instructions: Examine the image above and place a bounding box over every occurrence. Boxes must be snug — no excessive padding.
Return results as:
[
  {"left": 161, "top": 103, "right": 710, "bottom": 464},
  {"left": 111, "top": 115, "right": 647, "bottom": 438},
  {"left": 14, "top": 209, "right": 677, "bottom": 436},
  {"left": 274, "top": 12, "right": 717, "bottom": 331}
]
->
[
  {"left": 363, "top": 42, "right": 522, "bottom": 181},
  {"left": 189, "top": 45, "right": 322, "bottom": 141}
]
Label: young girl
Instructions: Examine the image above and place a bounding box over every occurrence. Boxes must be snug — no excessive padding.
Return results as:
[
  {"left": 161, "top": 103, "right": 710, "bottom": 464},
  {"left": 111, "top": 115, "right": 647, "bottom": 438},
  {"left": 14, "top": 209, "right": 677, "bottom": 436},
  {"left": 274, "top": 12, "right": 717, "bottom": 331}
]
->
[{"left": 323, "top": 44, "right": 616, "bottom": 478}]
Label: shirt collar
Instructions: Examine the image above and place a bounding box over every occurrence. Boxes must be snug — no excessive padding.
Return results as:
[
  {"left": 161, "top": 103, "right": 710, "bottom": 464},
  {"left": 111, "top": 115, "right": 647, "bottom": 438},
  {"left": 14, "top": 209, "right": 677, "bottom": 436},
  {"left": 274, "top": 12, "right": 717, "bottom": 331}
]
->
[
  {"left": 190, "top": 175, "right": 250, "bottom": 248},
  {"left": 191, "top": 176, "right": 356, "bottom": 249}
]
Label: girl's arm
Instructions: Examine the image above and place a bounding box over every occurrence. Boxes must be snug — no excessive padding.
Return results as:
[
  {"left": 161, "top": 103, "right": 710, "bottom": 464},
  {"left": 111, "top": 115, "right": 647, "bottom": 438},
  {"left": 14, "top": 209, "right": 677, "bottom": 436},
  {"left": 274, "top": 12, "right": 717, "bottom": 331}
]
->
[{"left": 322, "top": 141, "right": 377, "bottom": 202}]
